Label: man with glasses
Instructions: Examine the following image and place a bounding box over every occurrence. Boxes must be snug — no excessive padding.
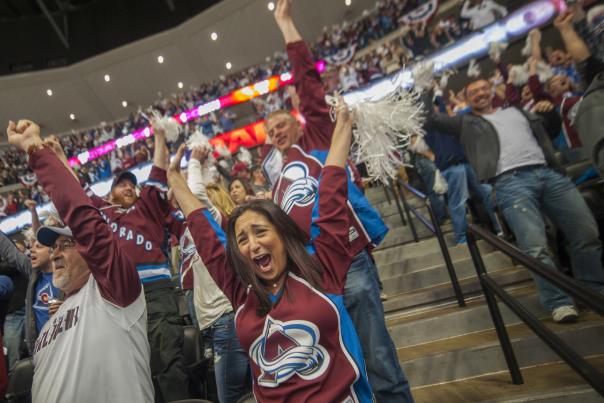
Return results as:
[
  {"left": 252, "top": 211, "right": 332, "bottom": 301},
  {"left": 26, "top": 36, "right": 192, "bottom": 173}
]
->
[
  {"left": 422, "top": 71, "right": 604, "bottom": 323},
  {"left": 7, "top": 119, "right": 154, "bottom": 402}
]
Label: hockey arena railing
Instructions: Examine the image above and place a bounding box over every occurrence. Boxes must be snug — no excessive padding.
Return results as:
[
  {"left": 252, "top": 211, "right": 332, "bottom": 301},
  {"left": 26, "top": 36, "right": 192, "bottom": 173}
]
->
[
  {"left": 390, "top": 178, "right": 466, "bottom": 307},
  {"left": 466, "top": 224, "right": 604, "bottom": 396}
]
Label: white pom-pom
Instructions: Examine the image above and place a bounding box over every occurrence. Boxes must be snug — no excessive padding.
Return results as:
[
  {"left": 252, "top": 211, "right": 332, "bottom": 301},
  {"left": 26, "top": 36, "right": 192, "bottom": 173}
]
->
[
  {"left": 151, "top": 111, "right": 181, "bottom": 143},
  {"left": 438, "top": 69, "right": 456, "bottom": 89},
  {"left": 535, "top": 61, "right": 554, "bottom": 83},
  {"left": 521, "top": 29, "right": 541, "bottom": 57},
  {"left": 433, "top": 169, "right": 448, "bottom": 195},
  {"left": 488, "top": 41, "right": 508, "bottom": 61},
  {"left": 186, "top": 130, "right": 212, "bottom": 149},
  {"left": 508, "top": 64, "right": 530, "bottom": 86},
  {"left": 412, "top": 61, "right": 435, "bottom": 92},
  {"left": 215, "top": 144, "right": 231, "bottom": 159},
  {"left": 327, "top": 89, "right": 425, "bottom": 184},
  {"left": 467, "top": 59, "right": 481, "bottom": 78},
  {"left": 237, "top": 147, "right": 252, "bottom": 166}
]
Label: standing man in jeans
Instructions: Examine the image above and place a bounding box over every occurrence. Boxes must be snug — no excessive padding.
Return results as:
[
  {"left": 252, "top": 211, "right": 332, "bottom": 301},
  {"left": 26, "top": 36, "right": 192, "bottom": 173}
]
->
[
  {"left": 262, "top": 1, "right": 413, "bottom": 401},
  {"left": 422, "top": 73, "right": 604, "bottom": 322}
]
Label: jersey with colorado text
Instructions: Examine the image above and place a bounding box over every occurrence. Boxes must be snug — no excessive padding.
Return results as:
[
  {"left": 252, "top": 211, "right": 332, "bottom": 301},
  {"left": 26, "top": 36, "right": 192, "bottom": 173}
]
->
[{"left": 86, "top": 166, "right": 173, "bottom": 284}]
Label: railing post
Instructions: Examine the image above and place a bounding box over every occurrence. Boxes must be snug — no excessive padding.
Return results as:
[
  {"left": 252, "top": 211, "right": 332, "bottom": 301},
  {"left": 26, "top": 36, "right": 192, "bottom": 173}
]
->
[
  {"left": 396, "top": 181, "right": 420, "bottom": 243},
  {"left": 382, "top": 185, "right": 391, "bottom": 204},
  {"left": 467, "top": 231, "right": 524, "bottom": 385},
  {"left": 388, "top": 179, "right": 407, "bottom": 226},
  {"left": 426, "top": 200, "right": 466, "bottom": 307}
]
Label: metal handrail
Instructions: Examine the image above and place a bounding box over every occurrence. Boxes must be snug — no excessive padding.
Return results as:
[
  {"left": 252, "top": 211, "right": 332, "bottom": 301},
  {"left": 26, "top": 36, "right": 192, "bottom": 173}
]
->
[
  {"left": 467, "top": 224, "right": 604, "bottom": 396},
  {"left": 393, "top": 179, "right": 466, "bottom": 307}
]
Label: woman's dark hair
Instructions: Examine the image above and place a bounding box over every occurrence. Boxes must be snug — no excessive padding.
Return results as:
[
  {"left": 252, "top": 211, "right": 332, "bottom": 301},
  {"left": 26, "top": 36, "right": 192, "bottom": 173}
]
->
[
  {"left": 226, "top": 200, "right": 324, "bottom": 316},
  {"left": 228, "top": 178, "right": 254, "bottom": 196}
]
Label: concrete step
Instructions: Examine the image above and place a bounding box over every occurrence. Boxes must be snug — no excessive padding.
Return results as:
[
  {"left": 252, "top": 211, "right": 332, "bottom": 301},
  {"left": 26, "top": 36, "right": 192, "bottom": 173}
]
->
[
  {"left": 411, "top": 355, "right": 604, "bottom": 403},
  {"left": 375, "top": 220, "right": 454, "bottom": 250},
  {"left": 376, "top": 240, "right": 497, "bottom": 279},
  {"left": 387, "top": 286, "right": 545, "bottom": 349},
  {"left": 398, "top": 313, "right": 604, "bottom": 387},
  {"left": 382, "top": 265, "right": 532, "bottom": 314},
  {"left": 381, "top": 251, "right": 513, "bottom": 296}
]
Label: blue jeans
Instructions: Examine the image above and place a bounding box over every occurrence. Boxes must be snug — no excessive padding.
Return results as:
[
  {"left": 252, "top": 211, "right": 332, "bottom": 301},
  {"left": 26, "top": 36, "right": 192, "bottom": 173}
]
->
[
  {"left": 209, "top": 312, "right": 250, "bottom": 403},
  {"left": 414, "top": 157, "right": 448, "bottom": 224},
  {"left": 442, "top": 163, "right": 502, "bottom": 244},
  {"left": 344, "top": 250, "right": 414, "bottom": 403},
  {"left": 494, "top": 167, "right": 604, "bottom": 311},
  {"left": 4, "top": 307, "right": 25, "bottom": 372}
]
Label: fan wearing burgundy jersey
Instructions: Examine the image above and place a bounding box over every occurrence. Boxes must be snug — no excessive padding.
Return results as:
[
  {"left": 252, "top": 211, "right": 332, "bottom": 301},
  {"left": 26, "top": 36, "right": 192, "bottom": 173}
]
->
[
  {"left": 260, "top": 1, "right": 412, "bottom": 402},
  {"left": 82, "top": 125, "right": 190, "bottom": 401},
  {"left": 169, "top": 100, "right": 372, "bottom": 402},
  {"left": 6, "top": 119, "right": 154, "bottom": 403}
]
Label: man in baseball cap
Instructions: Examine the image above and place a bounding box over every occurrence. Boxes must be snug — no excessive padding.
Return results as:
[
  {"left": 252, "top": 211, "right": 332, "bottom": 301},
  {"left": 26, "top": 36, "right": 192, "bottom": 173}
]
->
[
  {"left": 7, "top": 119, "right": 153, "bottom": 402},
  {"left": 108, "top": 170, "right": 138, "bottom": 208}
]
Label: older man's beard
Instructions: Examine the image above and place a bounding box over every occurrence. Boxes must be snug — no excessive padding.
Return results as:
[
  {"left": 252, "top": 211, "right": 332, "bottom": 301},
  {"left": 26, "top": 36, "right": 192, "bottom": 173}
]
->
[{"left": 52, "top": 268, "right": 71, "bottom": 291}]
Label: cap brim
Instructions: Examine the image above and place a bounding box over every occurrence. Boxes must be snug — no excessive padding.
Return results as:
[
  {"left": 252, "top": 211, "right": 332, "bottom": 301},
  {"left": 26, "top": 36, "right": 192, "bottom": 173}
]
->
[
  {"left": 112, "top": 171, "right": 138, "bottom": 188},
  {"left": 36, "top": 226, "right": 74, "bottom": 247}
]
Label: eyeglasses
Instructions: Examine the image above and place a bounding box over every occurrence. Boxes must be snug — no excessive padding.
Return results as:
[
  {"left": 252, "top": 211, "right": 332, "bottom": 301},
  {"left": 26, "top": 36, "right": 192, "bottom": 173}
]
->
[{"left": 49, "top": 239, "right": 76, "bottom": 254}]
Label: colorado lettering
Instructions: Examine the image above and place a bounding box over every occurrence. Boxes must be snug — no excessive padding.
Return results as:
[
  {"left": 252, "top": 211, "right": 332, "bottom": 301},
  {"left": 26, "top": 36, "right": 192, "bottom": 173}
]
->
[
  {"left": 33, "top": 306, "right": 80, "bottom": 355},
  {"left": 102, "top": 214, "right": 153, "bottom": 251}
]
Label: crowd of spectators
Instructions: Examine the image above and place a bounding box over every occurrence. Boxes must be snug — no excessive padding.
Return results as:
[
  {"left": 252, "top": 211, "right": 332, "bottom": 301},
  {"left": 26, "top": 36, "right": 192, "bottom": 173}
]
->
[{"left": 0, "top": 0, "right": 507, "bottom": 214}]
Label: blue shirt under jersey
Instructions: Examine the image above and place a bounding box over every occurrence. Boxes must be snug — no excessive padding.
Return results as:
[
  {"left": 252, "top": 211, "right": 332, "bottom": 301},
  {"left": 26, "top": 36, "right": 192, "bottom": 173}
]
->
[{"left": 33, "top": 272, "right": 60, "bottom": 332}]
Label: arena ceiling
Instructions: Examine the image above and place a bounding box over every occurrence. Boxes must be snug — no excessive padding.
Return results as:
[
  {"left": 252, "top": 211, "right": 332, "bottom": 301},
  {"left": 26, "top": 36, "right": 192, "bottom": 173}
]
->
[{"left": 0, "top": 0, "right": 376, "bottom": 140}]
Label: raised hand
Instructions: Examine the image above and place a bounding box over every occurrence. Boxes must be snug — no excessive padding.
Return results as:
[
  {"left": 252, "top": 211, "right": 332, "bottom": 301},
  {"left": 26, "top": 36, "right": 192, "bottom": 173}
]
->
[
  {"left": 191, "top": 145, "right": 211, "bottom": 164},
  {"left": 24, "top": 199, "right": 37, "bottom": 211},
  {"left": 274, "top": 0, "right": 293, "bottom": 24},
  {"left": 167, "top": 144, "right": 186, "bottom": 183},
  {"left": 554, "top": 11, "right": 574, "bottom": 31},
  {"left": 6, "top": 120, "right": 43, "bottom": 153}
]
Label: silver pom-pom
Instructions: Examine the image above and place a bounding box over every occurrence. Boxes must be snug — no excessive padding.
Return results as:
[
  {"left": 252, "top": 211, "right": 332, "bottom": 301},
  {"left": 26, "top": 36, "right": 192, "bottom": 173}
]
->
[
  {"left": 412, "top": 61, "right": 435, "bottom": 92},
  {"left": 151, "top": 111, "right": 181, "bottom": 143},
  {"left": 186, "top": 130, "right": 212, "bottom": 149},
  {"left": 327, "top": 89, "right": 425, "bottom": 184},
  {"left": 535, "top": 61, "right": 554, "bottom": 83},
  {"left": 521, "top": 29, "right": 541, "bottom": 57}
]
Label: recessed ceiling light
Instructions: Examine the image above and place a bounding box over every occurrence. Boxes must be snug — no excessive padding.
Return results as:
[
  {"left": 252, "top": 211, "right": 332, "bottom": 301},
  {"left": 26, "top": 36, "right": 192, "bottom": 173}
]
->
[
  {"left": 268, "top": 2, "right": 275, "bottom": 11},
  {"left": 226, "top": 62, "right": 232, "bottom": 70},
  {"left": 178, "top": 82, "right": 184, "bottom": 89},
  {"left": 345, "top": 0, "right": 351, "bottom": 5},
  {"left": 69, "top": 113, "right": 75, "bottom": 120},
  {"left": 210, "top": 32, "right": 218, "bottom": 41},
  {"left": 122, "top": 101, "right": 128, "bottom": 107},
  {"left": 157, "top": 55, "right": 164, "bottom": 64},
  {"left": 104, "top": 74, "right": 111, "bottom": 82},
  {"left": 46, "top": 89, "right": 53, "bottom": 96}
]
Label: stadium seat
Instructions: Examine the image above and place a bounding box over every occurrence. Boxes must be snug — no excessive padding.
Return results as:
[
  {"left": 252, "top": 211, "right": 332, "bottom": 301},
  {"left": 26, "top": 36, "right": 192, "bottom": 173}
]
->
[
  {"left": 177, "top": 293, "right": 192, "bottom": 325},
  {"left": 5, "top": 357, "right": 33, "bottom": 403},
  {"left": 181, "top": 325, "right": 213, "bottom": 398}
]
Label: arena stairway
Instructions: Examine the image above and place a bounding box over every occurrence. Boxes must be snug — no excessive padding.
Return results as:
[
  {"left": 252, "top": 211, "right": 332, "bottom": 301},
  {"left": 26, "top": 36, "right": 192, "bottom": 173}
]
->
[{"left": 364, "top": 185, "right": 604, "bottom": 403}]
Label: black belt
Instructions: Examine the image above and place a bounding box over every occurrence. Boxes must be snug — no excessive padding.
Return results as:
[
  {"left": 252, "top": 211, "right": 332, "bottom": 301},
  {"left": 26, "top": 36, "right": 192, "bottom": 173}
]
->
[{"left": 142, "top": 278, "right": 174, "bottom": 293}]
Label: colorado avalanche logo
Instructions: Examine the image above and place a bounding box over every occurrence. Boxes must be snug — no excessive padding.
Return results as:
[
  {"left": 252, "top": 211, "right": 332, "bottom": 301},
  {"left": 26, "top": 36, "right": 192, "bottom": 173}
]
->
[
  {"left": 250, "top": 317, "right": 330, "bottom": 387},
  {"left": 279, "top": 162, "right": 319, "bottom": 215}
]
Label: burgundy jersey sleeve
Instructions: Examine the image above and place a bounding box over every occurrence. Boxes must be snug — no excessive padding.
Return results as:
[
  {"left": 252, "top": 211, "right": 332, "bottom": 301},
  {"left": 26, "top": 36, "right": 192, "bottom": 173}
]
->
[
  {"left": 187, "top": 208, "right": 246, "bottom": 308},
  {"left": 139, "top": 166, "right": 171, "bottom": 222},
  {"left": 84, "top": 184, "right": 109, "bottom": 209},
  {"left": 165, "top": 207, "right": 186, "bottom": 239},
  {"left": 30, "top": 148, "right": 141, "bottom": 307},
  {"left": 286, "top": 40, "right": 334, "bottom": 151},
  {"left": 311, "top": 166, "right": 353, "bottom": 294}
]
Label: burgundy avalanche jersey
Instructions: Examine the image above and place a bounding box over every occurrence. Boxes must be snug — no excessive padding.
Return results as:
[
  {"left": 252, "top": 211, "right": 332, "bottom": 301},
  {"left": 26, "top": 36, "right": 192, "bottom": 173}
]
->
[
  {"left": 266, "top": 40, "right": 388, "bottom": 254},
  {"left": 87, "top": 166, "right": 173, "bottom": 284},
  {"left": 188, "top": 166, "right": 372, "bottom": 403}
]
